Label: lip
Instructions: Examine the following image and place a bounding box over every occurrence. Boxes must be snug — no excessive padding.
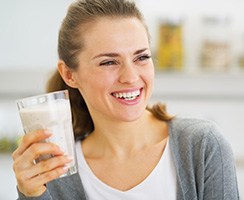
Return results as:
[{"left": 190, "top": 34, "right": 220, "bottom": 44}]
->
[
  {"left": 111, "top": 87, "right": 142, "bottom": 95},
  {"left": 111, "top": 87, "right": 143, "bottom": 105}
]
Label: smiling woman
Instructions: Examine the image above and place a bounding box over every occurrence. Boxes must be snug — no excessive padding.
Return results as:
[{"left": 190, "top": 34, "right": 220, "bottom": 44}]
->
[
  {"left": 47, "top": 2, "right": 172, "bottom": 140},
  {"left": 60, "top": 17, "right": 155, "bottom": 123},
  {"left": 12, "top": 0, "right": 239, "bottom": 200}
]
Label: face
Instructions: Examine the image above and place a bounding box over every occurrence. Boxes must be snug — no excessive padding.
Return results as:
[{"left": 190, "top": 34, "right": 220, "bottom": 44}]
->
[{"left": 72, "top": 17, "right": 154, "bottom": 123}]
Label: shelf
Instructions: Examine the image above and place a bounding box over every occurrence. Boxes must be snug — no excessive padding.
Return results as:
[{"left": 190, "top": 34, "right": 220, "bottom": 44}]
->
[
  {"left": 1, "top": 69, "right": 244, "bottom": 101},
  {"left": 0, "top": 69, "right": 53, "bottom": 99},
  {"left": 153, "top": 71, "right": 244, "bottom": 101}
]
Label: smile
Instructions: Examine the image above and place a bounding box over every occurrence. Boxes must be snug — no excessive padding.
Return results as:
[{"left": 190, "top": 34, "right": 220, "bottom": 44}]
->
[{"left": 112, "top": 89, "right": 141, "bottom": 101}]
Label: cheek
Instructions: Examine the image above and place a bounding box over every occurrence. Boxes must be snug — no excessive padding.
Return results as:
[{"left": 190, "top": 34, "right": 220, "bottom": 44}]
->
[
  {"left": 77, "top": 72, "right": 115, "bottom": 97},
  {"left": 143, "top": 64, "right": 155, "bottom": 83}
]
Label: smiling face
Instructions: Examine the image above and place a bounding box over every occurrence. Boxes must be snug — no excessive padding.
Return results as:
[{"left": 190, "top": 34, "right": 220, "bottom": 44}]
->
[{"left": 72, "top": 17, "right": 154, "bottom": 124}]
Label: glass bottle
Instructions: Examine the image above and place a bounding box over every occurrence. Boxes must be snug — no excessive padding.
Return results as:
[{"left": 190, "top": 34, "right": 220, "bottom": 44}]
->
[
  {"left": 200, "top": 16, "right": 231, "bottom": 72},
  {"left": 156, "top": 17, "right": 184, "bottom": 71}
]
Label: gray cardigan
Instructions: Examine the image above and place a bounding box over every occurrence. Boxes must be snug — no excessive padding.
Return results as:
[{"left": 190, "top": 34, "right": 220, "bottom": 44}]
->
[{"left": 17, "top": 118, "right": 240, "bottom": 200}]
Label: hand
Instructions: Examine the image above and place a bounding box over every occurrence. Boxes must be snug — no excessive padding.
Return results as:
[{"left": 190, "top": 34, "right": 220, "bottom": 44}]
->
[{"left": 12, "top": 130, "right": 72, "bottom": 197}]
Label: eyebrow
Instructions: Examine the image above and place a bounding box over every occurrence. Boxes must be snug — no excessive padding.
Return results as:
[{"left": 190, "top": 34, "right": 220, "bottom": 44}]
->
[
  {"left": 133, "top": 48, "right": 148, "bottom": 55},
  {"left": 92, "top": 48, "right": 149, "bottom": 60}
]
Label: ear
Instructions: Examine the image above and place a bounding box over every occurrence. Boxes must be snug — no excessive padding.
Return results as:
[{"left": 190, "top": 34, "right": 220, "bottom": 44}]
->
[{"left": 57, "top": 60, "right": 78, "bottom": 88}]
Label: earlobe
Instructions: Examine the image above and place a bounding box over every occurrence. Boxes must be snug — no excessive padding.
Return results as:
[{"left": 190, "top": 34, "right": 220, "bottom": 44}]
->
[{"left": 57, "top": 60, "right": 78, "bottom": 88}]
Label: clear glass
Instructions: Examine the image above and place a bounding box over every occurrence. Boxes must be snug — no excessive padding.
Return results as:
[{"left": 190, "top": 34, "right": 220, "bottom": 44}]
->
[{"left": 16, "top": 90, "right": 77, "bottom": 178}]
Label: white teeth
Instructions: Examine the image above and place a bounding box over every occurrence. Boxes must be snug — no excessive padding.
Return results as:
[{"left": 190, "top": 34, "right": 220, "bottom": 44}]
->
[
  {"left": 127, "top": 92, "right": 132, "bottom": 98},
  {"left": 113, "top": 89, "right": 140, "bottom": 100}
]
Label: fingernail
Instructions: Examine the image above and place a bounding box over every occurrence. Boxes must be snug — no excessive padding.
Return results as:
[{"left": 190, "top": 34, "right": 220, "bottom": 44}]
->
[
  {"left": 67, "top": 156, "right": 73, "bottom": 161},
  {"left": 44, "top": 130, "right": 52, "bottom": 136},
  {"left": 63, "top": 166, "right": 69, "bottom": 171},
  {"left": 59, "top": 147, "right": 66, "bottom": 154}
]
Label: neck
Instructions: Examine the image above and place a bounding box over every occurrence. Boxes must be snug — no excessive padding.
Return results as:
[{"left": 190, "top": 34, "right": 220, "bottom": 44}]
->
[{"left": 84, "top": 110, "right": 168, "bottom": 158}]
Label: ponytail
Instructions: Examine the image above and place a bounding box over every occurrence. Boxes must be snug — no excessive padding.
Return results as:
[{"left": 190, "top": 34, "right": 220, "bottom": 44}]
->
[{"left": 46, "top": 70, "right": 94, "bottom": 140}]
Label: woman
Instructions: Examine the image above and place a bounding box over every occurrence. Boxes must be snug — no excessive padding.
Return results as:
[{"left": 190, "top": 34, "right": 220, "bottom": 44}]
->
[{"left": 12, "top": 0, "right": 239, "bottom": 199}]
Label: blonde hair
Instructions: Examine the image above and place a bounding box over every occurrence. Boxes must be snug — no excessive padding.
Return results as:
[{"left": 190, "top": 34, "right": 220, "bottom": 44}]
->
[{"left": 47, "top": 0, "right": 173, "bottom": 140}]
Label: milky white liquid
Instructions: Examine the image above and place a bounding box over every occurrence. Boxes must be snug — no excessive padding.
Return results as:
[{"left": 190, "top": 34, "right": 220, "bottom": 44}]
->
[{"left": 19, "top": 99, "right": 77, "bottom": 176}]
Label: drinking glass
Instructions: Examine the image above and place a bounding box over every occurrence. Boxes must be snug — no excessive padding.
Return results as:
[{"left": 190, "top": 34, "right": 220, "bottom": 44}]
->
[{"left": 16, "top": 90, "right": 77, "bottom": 177}]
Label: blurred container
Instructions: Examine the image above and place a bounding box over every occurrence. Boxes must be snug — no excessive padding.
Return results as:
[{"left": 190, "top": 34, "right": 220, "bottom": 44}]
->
[
  {"left": 239, "top": 56, "right": 244, "bottom": 69},
  {"left": 156, "top": 17, "right": 184, "bottom": 71},
  {"left": 200, "top": 16, "right": 231, "bottom": 72},
  {"left": 238, "top": 34, "right": 244, "bottom": 70}
]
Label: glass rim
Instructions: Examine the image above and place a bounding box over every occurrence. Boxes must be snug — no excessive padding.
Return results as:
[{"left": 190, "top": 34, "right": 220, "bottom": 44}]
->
[
  {"left": 16, "top": 90, "right": 69, "bottom": 110},
  {"left": 16, "top": 90, "right": 68, "bottom": 103}
]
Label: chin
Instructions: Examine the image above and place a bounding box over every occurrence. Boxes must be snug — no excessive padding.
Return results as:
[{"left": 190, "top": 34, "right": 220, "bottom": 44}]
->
[{"left": 117, "top": 109, "right": 146, "bottom": 122}]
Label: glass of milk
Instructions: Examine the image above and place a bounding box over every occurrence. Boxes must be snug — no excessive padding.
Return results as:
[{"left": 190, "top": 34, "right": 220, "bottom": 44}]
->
[{"left": 16, "top": 90, "right": 77, "bottom": 178}]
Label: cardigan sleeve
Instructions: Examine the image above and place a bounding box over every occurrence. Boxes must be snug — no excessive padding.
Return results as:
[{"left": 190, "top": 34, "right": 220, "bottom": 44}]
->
[
  {"left": 202, "top": 123, "right": 240, "bottom": 200},
  {"left": 17, "top": 188, "right": 53, "bottom": 200},
  {"left": 169, "top": 117, "right": 240, "bottom": 200}
]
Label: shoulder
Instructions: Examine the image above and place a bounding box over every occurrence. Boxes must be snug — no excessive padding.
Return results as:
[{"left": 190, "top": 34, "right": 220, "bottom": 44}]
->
[
  {"left": 167, "top": 118, "right": 239, "bottom": 199},
  {"left": 169, "top": 117, "right": 217, "bottom": 136},
  {"left": 168, "top": 117, "right": 225, "bottom": 145},
  {"left": 168, "top": 117, "right": 232, "bottom": 157}
]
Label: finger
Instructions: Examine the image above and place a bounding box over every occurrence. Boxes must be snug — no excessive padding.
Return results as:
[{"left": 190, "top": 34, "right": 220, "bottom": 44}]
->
[
  {"left": 15, "top": 156, "right": 71, "bottom": 196},
  {"left": 28, "top": 165, "right": 69, "bottom": 189},
  {"left": 12, "top": 130, "right": 52, "bottom": 160},
  {"left": 14, "top": 142, "right": 64, "bottom": 170},
  {"left": 25, "top": 155, "right": 73, "bottom": 179},
  {"left": 13, "top": 142, "right": 63, "bottom": 173}
]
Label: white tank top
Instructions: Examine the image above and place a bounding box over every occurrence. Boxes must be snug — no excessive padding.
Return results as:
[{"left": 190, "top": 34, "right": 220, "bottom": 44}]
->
[{"left": 75, "top": 139, "right": 177, "bottom": 200}]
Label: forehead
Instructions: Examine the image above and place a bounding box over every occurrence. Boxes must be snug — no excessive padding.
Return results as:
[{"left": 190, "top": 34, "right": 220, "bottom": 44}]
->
[{"left": 81, "top": 17, "right": 149, "bottom": 52}]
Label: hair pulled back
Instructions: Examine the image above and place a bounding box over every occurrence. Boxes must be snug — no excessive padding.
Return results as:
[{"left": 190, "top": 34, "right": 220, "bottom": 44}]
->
[{"left": 47, "top": 0, "right": 173, "bottom": 140}]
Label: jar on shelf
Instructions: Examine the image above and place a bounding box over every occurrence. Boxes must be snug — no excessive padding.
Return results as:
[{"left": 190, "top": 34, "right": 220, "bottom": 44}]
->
[
  {"left": 200, "top": 16, "right": 231, "bottom": 72},
  {"left": 239, "top": 55, "right": 244, "bottom": 69},
  {"left": 156, "top": 17, "right": 184, "bottom": 71},
  {"left": 238, "top": 34, "right": 244, "bottom": 70}
]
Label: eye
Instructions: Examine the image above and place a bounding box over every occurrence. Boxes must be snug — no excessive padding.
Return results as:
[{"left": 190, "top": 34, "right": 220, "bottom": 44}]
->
[
  {"left": 135, "top": 54, "right": 151, "bottom": 62},
  {"left": 99, "top": 60, "right": 117, "bottom": 66}
]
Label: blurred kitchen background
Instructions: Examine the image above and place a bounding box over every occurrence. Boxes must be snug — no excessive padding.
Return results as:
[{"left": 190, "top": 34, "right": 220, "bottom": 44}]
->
[{"left": 0, "top": 0, "right": 244, "bottom": 199}]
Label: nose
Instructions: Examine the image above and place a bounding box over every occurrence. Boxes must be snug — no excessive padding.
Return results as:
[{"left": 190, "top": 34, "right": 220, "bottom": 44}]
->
[{"left": 119, "top": 62, "right": 139, "bottom": 84}]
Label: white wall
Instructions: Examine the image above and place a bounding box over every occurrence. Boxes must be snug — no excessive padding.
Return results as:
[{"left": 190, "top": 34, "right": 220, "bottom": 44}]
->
[{"left": 0, "top": 0, "right": 71, "bottom": 70}]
